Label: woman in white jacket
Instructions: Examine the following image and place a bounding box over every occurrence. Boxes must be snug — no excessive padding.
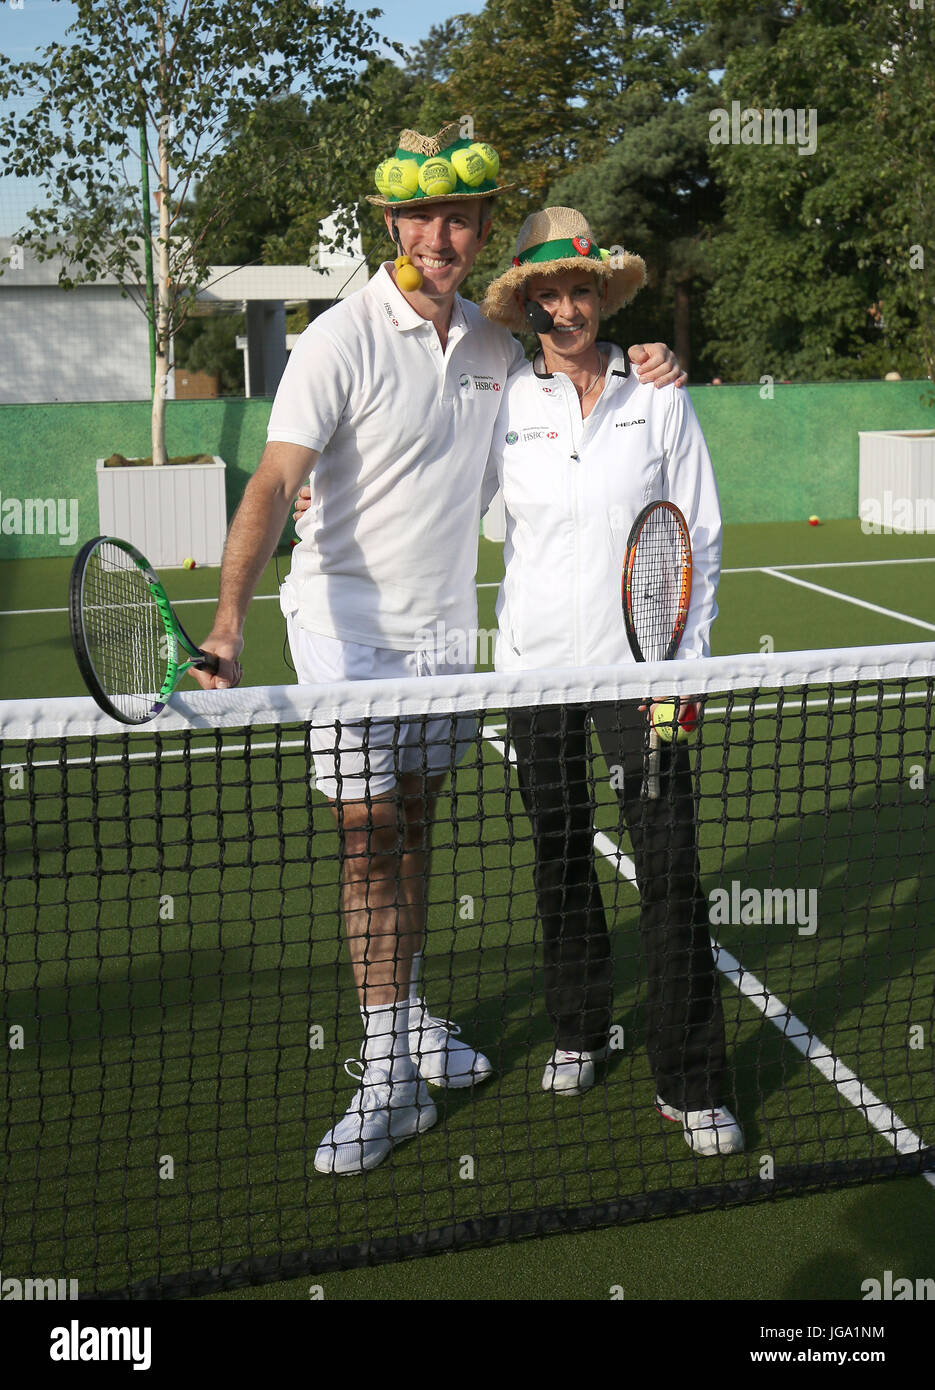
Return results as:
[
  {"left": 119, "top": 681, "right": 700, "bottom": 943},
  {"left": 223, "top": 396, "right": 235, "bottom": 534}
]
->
[{"left": 480, "top": 207, "right": 741, "bottom": 1157}]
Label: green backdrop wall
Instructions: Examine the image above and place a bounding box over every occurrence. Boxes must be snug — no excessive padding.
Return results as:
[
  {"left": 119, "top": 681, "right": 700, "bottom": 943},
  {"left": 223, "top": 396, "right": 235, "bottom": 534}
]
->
[{"left": 0, "top": 382, "right": 932, "bottom": 560}]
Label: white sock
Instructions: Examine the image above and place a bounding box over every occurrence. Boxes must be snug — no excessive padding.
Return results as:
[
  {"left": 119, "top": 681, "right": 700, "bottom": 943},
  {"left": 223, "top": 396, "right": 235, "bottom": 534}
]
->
[
  {"left": 360, "top": 1001, "right": 413, "bottom": 1073},
  {"left": 408, "top": 952, "right": 423, "bottom": 1006}
]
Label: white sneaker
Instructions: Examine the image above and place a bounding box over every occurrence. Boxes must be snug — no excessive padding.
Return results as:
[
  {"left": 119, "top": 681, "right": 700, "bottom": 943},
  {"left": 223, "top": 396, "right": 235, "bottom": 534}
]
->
[
  {"left": 655, "top": 1095, "right": 744, "bottom": 1156},
  {"left": 542, "top": 1047, "right": 609, "bottom": 1096},
  {"left": 314, "top": 1059, "right": 437, "bottom": 1175},
  {"left": 409, "top": 1003, "right": 494, "bottom": 1089}
]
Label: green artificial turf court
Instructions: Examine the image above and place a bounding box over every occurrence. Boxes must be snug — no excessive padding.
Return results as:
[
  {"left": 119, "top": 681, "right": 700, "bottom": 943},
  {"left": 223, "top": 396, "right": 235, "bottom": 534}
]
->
[{"left": 0, "top": 520, "right": 933, "bottom": 1300}]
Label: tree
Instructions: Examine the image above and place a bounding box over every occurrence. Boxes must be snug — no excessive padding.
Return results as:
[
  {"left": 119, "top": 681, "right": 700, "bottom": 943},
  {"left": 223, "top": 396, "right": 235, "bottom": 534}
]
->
[
  {"left": 701, "top": 0, "right": 935, "bottom": 382},
  {"left": 183, "top": 59, "right": 424, "bottom": 268},
  {"left": 404, "top": 0, "right": 729, "bottom": 366},
  {"left": 546, "top": 2, "right": 727, "bottom": 378},
  {"left": 401, "top": 0, "right": 656, "bottom": 300},
  {"left": 871, "top": 0, "right": 935, "bottom": 388},
  {"left": 0, "top": 0, "right": 392, "bottom": 461},
  {"left": 170, "top": 59, "right": 426, "bottom": 384}
]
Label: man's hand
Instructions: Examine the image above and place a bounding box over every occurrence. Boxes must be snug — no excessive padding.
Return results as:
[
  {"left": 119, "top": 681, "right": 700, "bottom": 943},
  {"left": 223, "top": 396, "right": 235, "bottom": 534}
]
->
[
  {"left": 294, "top": 484, "right": 312, "bottom": 523},
  {"left": 190, "top": 631, "right": 244, "bottom": 691},
  {"left": 629, "top": 343, "right": 687, "bottom": 389}
]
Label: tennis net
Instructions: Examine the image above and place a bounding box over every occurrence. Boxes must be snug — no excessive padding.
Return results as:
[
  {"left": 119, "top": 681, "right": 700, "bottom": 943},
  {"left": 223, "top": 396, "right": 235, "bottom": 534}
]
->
[{"left": 1, "top": 642, "right": 934, "bottom": 1298}]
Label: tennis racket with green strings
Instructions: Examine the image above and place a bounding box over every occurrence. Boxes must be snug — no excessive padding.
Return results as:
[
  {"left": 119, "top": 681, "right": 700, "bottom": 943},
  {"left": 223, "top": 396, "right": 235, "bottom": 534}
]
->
[
  {"left": 622, "top": 501, "right": 694, "bottom": 798},
  {"left": 69, "top": 536, "right": 219, "bottom": 725}
]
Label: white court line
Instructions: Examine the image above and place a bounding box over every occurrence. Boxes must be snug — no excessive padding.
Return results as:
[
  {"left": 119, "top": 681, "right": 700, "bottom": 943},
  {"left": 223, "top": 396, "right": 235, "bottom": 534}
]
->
[
  {"left": 0, "top": 737, "right": 307, "bottom": 773},
  {"left": 481, "top": 722, "right": 932, "bottom": 1183},
  {"left": 5, "top": 556, "right": 935, "bottom": 615},
  {"left": 714, "top": 943, "right": 930, "bottom": 1164},
  {"left": 0, "top": 593, "right": 282, "bottom": 618},
  {"left": 762, "top": 567, "right": 935, "bottom": 633},
  {"left": 725, "top": 557, "right": 935, "bottom": 575}
]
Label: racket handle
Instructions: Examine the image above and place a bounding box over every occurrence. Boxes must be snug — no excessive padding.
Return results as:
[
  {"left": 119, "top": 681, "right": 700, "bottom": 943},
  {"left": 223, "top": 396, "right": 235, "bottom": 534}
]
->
[
  {"left": 646, "top": 724, "right": 661, "bottom": 800},
  {"left": 196, "top": 651, "right": 221, "bottom": 675}
]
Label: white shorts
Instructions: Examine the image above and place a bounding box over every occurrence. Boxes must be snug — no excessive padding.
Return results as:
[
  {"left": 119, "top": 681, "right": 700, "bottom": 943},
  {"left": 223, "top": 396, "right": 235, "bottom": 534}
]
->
[{"left": 286, "top": 619, "right": 477, "bottom": 800}]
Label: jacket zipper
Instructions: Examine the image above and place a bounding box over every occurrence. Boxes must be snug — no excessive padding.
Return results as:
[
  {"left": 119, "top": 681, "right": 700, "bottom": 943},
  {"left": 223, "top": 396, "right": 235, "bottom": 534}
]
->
[{"left": 564, "top": 382, "right": 583, "bottom": 668}]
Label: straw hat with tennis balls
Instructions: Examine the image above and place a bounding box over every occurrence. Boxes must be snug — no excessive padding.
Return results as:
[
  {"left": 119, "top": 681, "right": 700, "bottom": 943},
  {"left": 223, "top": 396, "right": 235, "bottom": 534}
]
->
[
  {"left": 480, "top": 207, "right": 647, "bottom": 332},
  {"left": 367, "top": 121, "right": 515, "bottom": 208}
]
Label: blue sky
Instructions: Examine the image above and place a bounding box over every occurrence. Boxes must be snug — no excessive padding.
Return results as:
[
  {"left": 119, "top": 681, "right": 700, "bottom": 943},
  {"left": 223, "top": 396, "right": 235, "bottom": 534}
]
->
[
  {"left": 0, "top": 1, "right": 485, "bottom": 234},
  {"left": 1, "top": 0, "right": 481, "bottom": 56}
]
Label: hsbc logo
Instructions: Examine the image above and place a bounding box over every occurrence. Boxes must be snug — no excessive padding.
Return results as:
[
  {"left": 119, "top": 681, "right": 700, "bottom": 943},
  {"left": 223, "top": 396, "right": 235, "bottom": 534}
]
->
[
  {"left": 460, "top": 374, "right": 501, "bottom": 392},
  {"left": 520, "top": 427, "right": 559, "bottom": 442}
]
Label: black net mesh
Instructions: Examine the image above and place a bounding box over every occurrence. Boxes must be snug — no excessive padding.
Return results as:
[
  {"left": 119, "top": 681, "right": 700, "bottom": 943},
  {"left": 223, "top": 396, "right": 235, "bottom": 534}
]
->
[{"left": 1, "top": 649, "right": 933, "bottom": 1298}]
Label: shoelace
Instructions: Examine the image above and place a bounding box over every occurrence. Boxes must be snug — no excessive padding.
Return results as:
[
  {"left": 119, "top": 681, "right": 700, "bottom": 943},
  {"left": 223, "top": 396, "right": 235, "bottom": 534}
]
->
[{"left": 419, "top": 1013, "right": 460, "bottom": 1037}]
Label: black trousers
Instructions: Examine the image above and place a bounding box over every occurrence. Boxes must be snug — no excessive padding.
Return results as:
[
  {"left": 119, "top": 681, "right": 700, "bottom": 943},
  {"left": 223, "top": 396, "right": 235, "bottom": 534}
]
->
[{"left": 506, "top": 702, "right": 728, "bottom": 1110}]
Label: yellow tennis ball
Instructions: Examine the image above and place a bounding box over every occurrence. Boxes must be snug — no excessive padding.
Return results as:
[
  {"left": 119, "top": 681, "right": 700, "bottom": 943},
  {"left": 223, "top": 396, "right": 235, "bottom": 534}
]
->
[
  {"left": 450, "top": 148, "right": 487, "bottom": 187},
  {"left": 395, "top": 256, "right": 422, "bottom": 292},
  {"left": 385, "top": 158, "right": 420, "bottom": 199},
  {"left": 651, "top": 700, "right": 697, "bottom": 743},
  {"left": 183, "top": 557, "right": 196, "bottom": 571},
  {"left": 374, "top": 159, "right": 395, "bottom": 197},
  {"left": 469, "top": 141, "right": 499, "bottom": 179},
  {"left": 418, "top": 157, "right": 457, "bottom": 197}
]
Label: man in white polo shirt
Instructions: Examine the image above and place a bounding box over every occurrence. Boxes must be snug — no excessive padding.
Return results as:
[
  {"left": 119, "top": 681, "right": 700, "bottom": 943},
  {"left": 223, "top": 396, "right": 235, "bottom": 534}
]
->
[{"left": 194, "top": 124, "right": 684, "bottom": 1176}]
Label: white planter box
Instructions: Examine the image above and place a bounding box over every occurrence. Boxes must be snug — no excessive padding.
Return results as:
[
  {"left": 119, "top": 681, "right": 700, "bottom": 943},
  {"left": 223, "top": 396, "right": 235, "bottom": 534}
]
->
[
  {"left": 96, "top": 455, "right": 227, "bottom": 566},
  {"left": 858, "top": 430, "right": 935, "bottom": 532}
]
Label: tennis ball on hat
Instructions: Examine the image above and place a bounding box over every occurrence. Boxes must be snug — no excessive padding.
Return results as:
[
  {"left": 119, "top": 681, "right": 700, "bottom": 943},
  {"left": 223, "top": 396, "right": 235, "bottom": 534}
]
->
[
  {"left": 419, "top": 157, "right": 457, "bottom": 197},
  {"left": 469, "top": 142, "right": 499, "bottom": 179},
  {"left": 450, "top": 147, "right": 488, "bottom": 187},
  {"left": 651, "top": 699, "right": 698, "bottom": 743},
  {"left": 374, "top": 159, "right": 395, "bottom": 197},
  {"left": 809, "top": 515, "right": 820, "bottom": 526},
  {"left": 385, "top": 158, "right": 420, "bottom": 199},
  {"left": 183, "top": 557, "right": 196, "bottom": 570}
]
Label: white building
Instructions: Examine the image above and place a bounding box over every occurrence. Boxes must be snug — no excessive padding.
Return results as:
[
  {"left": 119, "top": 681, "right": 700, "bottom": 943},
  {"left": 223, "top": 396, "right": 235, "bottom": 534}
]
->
[
  {"left": 0, "top": 220, "right": 368, "bottom": 405},
  {"left": 0, "top": 236, "right": 153, "bottom": 404}
]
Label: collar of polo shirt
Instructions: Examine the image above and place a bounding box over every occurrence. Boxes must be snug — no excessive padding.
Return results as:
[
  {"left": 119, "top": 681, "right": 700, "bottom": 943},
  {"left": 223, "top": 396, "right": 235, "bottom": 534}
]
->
[
  {"left": 532, "top": 341, "right": 631, "bottom": 382},
  {"left": 375, "top": 263, "right": 469, "bottom": 341}
]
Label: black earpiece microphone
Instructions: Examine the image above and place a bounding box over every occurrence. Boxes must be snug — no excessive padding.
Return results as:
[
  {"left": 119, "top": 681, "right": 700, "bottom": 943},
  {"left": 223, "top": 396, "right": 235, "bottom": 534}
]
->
[{"left": 524, "top": 300, "right": 555, "bottom": 335}]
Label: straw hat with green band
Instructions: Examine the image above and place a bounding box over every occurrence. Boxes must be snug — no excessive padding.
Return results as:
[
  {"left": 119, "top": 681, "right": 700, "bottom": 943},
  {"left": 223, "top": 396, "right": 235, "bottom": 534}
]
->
[
  {"left": 367, "top": 121, "right": 516, "bottom": 208},
  {"left": 481, "top": 207, "right": 647, "bottom": 332}
]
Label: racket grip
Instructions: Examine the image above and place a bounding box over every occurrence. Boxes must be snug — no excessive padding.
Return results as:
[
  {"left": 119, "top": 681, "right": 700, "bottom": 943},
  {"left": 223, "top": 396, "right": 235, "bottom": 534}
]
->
[
  {"left": 197, "top": 651, "right": 221, "bottom": 675},
  {"left": 646, "top": 725, "right": 661, "bottom": 800}
]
